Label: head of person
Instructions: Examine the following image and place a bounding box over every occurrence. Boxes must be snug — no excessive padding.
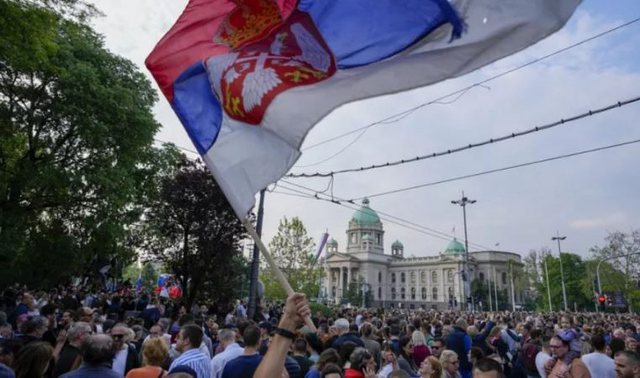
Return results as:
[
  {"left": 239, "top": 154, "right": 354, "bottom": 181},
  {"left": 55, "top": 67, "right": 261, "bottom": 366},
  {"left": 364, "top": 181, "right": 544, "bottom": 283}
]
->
[
  {"left": 21, "top": 292, "right": 34, "bottom": 308},
  {"left": 615, "top": 350, "right": 640, "bottom": 378},
  {"left": 626, "top": 337, "right": 639, "bottom": 352},
  {"left": 473, "top": 357, "right": 505, "bottom": 378},
  {"left": 110, "top": 323, "right": 130, "bottom": 350},
  {"left": 0, "top": 339, "right": 18, "bottom": 368},
  {"left": 142, "top": 337, "right": 169, "bottom": 367},
  {"left": 149, "top": 324, "right": 164, "bottom": 339},
  {"left": 61, "top": 311, "right": 73, "bottom": 327},
  {"left": 550, "top": 335, "right": 571, "bottom": 360},
  {"left": 455, "top": 317, "right": 469, "bottom": 331},
  {"left": 440, "top": 349, "right": 460, "bottom": 376},
  {"left": 611, "top": 338, "right": 627, "bottom": 357},
  {"left": 67, "top": 321, "right": 92, "bottom": 347},
  {"left": 168, "top": 365, "right": 197, "bottom": 378},
  {"left": 419, "top": 355, "right": 443, "bottom": 378},
  {"left": 400, "top": 335, "right": 413, "bottom": 358},
  {"left": 12, "top": 341, "right": 53, "bottom": 378},
  {"left": 335, "top": 318, "right": 349, "bottom": 335},
  {"left": 349, "top": 347, "right": 375, "bottom": 372},
  {"left": 176, "top": 324, "right": 203, "bottom": 353},
  {"left": 431, "top": 338, "right": 445, "bottom": 358},
  {"left": 321, "top": 362, "right": 344, "bottom": 378},
  {"left": 469, "top": 346, "right": 485, "bottom": 366},
  {"left": 339, "top": 341, "right": 357, "bottom": 368},
  {"left": 21, "top": 316, "right": 48, "bottom": 338},
  {"left": 317, "top": 348, "right": 340, "bottom": 370},
  {"left": 389, "top": 369, "right": 411, "bottom": 378},
  {"left": 412, "top": 330, "right": 427, "bottom": 347},
  {"left": 305, "top": 332, "right": 322, "bottom": 354},
  {"left": 78, "top": 307, "right": 94, "bottom": 324},
  {"left": 217, "top": 328, "right": 236, "bottom": 349},
  {"left": 243, "top": 325, "right": 260, "bottom": 349},
  {"left": 614, "top": 328, "right": 627, "bottom": 340},
  {"left": 360, "top": 322, "right": 374, "bottom": 338}
]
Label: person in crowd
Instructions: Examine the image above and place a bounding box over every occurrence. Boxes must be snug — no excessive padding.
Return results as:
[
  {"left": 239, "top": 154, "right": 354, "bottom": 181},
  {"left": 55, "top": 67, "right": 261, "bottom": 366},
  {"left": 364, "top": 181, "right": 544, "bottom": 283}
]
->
[
  {"left": 470, "top": 317, "right": 496, "bottom": 355},
  {"left": 16, "top": 315, "right": 48, "bottom": 345},
  {"left": 0, "top": 340, "right": 16, "bottom": 378},
  {"left": 306, "top": 348, "right": 340, "bottom": 378},
  {"left": 320, "top": 363, "right": 344, "bottom": 378},
  {"left": 614, "top": 350, "right": 640, "bottom": 378},
  {"left": 167, "top": 324, "right": 210, "bottom": 378},
  {"left": 11, "top": 341, "right": 52, "bottom": 378},
  {"left": 305, "top": 332, "right": 323, "bottom": 364},
  {"left": 582, "top": 333, "right": 615, "bottom": 378},
  {"left": 360, "top": 322, "right": 381, "bottom": 370},
  {"left": 469, "top": 347, "right": 485, "bottom": 368},
  {"left": 292, "top": 338, "right": 313, "bottom": 377},
  {"left": 473, "top": 357, "right": 504, "bottom": 378},
  {"left": 412, "top": 330, "right": 431, "bottom": 367},
  {"left": 53, "top": 321, "right": 92, "bottom": 377},
  {"left": 110, "top": 323, "right": 140, "bottom": 376},
  {"left": 343, "top": 347, "right": 376, "bottom": 378},
  {"left": 220, "top": 325, "right": 262, "bottom": 378},
  {"left": 126, "top": 337, "right": 169, "bottom": 378},
  {"left": 418, "top": 355, "right": 442, "bottom": 378},
  {"left": 397, "top": 335, "right": 418, "bottom": 376},
  {"left": 547, "top": 334, "right": 590, "bottom": 378},
  {"left": 535, "top": 334, "right": 553, "bottom": 378},
  {"left": 441, "top": 350, "right": 462, "bottom": 378},
  {"left": 431, "top": 338, "right": 445, "bottom": 359},
  {"left": 60, "top": 334, "right": 121, "bottom": 378},
  {"left": 210, "top": 328, "right": 243, "bottom": 378},
  {"left": 447, "top": 318, "right": 472, "bottom": 378},
  {"left": 333, "top": 319, "right": 365, "bottom": 350}
]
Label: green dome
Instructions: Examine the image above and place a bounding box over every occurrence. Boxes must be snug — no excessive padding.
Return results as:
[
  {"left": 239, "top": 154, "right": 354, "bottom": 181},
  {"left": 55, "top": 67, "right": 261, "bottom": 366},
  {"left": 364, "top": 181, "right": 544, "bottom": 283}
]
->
[
  {"left": 328, "top": 238, "right": 338, "bottom": 246},
  {"left": 392, "top": 240, "right": 403, "bottom": 249},
  {"left": 351, "top": 198, "right": 381, "bottom": 225},
  {"left": 444, "top": 238, "right": 466, "bottom": 255}
]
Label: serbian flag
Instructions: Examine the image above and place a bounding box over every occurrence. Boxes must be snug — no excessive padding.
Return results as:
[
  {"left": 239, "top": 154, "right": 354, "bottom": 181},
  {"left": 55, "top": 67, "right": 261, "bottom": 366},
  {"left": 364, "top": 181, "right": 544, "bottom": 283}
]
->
[{"left": 147, "top": 0, "right": 581, "bottom": 218}]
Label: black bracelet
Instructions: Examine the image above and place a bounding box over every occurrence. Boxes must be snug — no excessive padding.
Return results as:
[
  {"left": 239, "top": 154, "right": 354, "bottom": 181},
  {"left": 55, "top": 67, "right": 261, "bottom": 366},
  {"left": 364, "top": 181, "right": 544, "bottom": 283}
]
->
[{"left": 274, "top": 327, "right": 296, "bottom": 340}]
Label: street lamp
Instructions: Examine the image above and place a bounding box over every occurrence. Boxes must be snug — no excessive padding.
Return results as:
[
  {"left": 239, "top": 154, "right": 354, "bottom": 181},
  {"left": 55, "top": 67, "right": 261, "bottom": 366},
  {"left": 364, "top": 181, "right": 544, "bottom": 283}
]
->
[
  {"left": 451, "top": 191, "right": 476, "bottom": 311},
  {"left": 552, "top": 231, "right": 568, "bottom": 312}
]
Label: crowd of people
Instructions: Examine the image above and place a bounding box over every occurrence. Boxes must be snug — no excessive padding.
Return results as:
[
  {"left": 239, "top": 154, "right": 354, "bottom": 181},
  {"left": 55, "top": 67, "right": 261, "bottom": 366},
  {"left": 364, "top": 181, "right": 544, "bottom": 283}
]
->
[{"left": 1, "top": 284, "right": 640, "bottom": 378}]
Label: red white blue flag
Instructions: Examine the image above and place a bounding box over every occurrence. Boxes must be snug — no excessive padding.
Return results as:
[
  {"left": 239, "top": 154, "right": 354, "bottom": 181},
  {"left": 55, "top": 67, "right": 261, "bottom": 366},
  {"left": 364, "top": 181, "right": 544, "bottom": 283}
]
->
[{"left": 147, "top": 0, "right": 581, "bottom": 218}]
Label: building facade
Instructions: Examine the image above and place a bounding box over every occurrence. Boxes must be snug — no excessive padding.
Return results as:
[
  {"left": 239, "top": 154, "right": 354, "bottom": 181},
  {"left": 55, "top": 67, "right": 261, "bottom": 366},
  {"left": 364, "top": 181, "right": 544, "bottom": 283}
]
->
[{"left": 323, "top": 198, "right": 524, "bottom": 309}]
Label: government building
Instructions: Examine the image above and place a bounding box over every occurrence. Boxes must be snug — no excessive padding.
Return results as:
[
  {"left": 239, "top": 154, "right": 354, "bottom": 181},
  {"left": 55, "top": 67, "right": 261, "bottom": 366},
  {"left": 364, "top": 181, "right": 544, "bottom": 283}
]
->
[{"left": 322, "top": 198, "right": 524, "bottom": 309}]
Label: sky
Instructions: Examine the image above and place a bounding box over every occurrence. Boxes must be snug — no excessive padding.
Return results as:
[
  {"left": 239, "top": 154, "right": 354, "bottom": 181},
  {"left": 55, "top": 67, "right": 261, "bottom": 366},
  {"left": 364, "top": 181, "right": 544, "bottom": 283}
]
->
[{"left": 90, "top": 1, "right": 640, "bottom": 260}]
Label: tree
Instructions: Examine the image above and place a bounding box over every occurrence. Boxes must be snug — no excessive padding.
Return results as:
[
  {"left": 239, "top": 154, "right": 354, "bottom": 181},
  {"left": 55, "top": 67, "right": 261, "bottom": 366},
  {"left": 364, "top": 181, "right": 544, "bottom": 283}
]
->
[
  {"left": 260, "top": 217, "right": 324, "bottom": 300},
  {"left": 0, "top": 0, "right": 161, "bottom": 287},
  {"left": 345, "top": 277, "right": 373, "bottom": 308},
  {"left": 141, "top": 158, "right": 248, "bottom": 308}
]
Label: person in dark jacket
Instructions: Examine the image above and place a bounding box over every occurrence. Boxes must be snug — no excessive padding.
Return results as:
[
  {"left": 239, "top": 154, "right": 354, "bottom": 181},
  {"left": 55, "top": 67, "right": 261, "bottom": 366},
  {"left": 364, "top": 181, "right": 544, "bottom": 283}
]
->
[
  {"left": 445, "top": 318, "right": 472, "bottom": 378},
  {"left": 332, "top": 319, "right": 364, "bottom": 350},
  {"left": 470, "top": 318, "right": 496, "bottom": 355}
]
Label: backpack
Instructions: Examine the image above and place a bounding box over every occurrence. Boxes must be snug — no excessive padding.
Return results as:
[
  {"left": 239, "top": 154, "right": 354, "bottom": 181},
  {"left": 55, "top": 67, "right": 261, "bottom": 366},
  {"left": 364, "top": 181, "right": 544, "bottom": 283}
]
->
[{"left": 521, "top": 342, "right": 540, "bottom": 373}]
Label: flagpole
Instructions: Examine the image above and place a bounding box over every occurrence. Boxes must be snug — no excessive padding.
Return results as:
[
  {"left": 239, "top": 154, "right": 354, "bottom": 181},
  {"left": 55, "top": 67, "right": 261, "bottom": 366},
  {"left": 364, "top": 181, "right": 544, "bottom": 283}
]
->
[{"left": 242, "top": 218, "right": 317, "bottom": 332}]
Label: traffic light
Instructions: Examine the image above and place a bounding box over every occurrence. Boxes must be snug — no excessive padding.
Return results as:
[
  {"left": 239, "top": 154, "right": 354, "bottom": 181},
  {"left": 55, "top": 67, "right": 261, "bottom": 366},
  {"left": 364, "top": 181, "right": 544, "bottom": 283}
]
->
[{"left": 598, "top": 294, "right": 606, "bottom": 311}]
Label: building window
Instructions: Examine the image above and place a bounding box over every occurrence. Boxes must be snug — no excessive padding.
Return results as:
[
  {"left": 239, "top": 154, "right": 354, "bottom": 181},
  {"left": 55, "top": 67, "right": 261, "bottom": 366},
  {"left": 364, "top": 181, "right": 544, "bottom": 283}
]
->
[
  {"left": 479, "top": 272, "right": 485, "bottom": 281},
  {"left": 378, "top": 287, "right": 382, "bottom": 299},
  {"left": 401, "top": 273, "right": 406, "bottom": 283},
  {"left": 376, "top": 234, "right": 381, "bottom": 245},
  {"left": 448, "top": 286, "right": 454, "bottom": 298},
  {"left": 411, "top": 287, "right": 416, "bottom": 300},
  {"left": 391, "top": 287, "right": 396, "bottom": 300},
  {"left": 502, "top": 272, "right": 507, "bottom": 285},
  {"left": 391, "top": 273, "right": 396, "bottom": 284},
  {"left": 447, "top": 270, "right": 454, "bottom": 283},
  {"left": 410, "top": 271, "right": 416, "bottom": 283},
  {"left": 378, "top": 271, "right": 382, "bottom": 283},
  {"left": 431, "top": 271, "right": 438, "bottom": 283},
  {"left": 421, "top": 287, "right": 427, "bottom": 300},
  {"left": 350, "top": 233, "right": 357, "bottom": 244},
  {"left": 332, "top": 286, "right": 336, "bottom": 297},
  {"left": 400, "top": 287, "right": 406, "bottom": 299},
  {"left": 432, "top": 287, "right": 438, "bottom": 301},
  {"left": 421, "top": 271, "right": 426, "bottom": 284}
]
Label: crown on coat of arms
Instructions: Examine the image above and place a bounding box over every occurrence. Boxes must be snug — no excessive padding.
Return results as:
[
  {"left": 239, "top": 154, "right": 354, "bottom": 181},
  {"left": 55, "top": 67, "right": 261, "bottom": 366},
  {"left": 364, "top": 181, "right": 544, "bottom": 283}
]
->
[{"left": 214, "top": 0, "right": 283, "bottom": 49}]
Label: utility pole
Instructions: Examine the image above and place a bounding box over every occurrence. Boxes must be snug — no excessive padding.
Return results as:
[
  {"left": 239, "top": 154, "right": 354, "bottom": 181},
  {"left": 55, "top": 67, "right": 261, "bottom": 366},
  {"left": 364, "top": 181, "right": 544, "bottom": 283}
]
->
[
  {"left": 451, "top": 191, "right": 476, "bottom": 311},
  {"left": 552, "top": 231, "right": 568, "bottom": 312},
  {"left": 544, "top": 253, "right": 553, "bottom": 312}
]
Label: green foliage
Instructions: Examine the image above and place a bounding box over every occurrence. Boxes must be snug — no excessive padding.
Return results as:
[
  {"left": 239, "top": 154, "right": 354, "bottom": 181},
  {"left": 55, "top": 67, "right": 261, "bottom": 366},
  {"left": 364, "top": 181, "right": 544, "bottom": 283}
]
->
[
  {"left": 344, "top": 277, "right": 374, "bottom": 307},
  {"left": 140, "top": 158, "right": 248, "bottom": 308},
  {"left": 0, "top": 0, "right": 161, "bottom": 287},
  {"left": 261, "top": 217, "right": 324, "bottom": 300},
  {"left": 309, "top": 302, "right": 332, "bottom": 318}
]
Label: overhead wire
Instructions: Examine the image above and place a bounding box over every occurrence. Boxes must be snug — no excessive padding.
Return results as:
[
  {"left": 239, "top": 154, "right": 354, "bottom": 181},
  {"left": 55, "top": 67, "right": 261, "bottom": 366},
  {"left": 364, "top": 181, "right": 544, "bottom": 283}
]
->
[
  {"left": 294, "top": 16, "right": 640, "bottom": 165},
  {"left": 287, "top": 95, "right": 640, "bottom": 177}
]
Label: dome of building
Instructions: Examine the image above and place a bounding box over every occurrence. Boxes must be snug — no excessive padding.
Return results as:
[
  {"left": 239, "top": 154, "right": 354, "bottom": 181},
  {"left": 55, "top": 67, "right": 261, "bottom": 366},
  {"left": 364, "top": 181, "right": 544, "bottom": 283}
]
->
[
  {"left": 328, "top": 238, "right": 338, "bottom": 246},
  {"left": 444, "top": 238, "right": 466, "bottom": 255},
  {"left": 392, "top": 240, "right": 403, "bottom": 249},
  {"left": 351, "top": 198, "right": 381, "bottom": 225}
]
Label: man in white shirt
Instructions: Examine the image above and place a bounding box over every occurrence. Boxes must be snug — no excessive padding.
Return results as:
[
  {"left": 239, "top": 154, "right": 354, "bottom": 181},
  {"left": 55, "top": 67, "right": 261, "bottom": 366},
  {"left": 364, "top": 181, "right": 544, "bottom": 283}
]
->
[
  {"left": 582, "top": 334, "right": 615, "bottom": 378},
  {"left": 210, "top": 328, "right": 244, "bottom": 378},
  {"left": 535, "top": 335, "right": 553, "bottom": 378}
]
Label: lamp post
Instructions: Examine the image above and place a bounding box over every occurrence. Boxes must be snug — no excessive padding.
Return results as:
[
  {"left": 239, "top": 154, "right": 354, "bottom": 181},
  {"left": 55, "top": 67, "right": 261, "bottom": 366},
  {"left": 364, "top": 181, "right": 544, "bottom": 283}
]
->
[
  {"left": 451, "top": 191, "right": 476, "bottom": 311},
  {"left": 552, "top": 231, "right": 568, "bottom": 312},
  {"left": 544, "top": 254, "right": 553, "bottom": 312}
]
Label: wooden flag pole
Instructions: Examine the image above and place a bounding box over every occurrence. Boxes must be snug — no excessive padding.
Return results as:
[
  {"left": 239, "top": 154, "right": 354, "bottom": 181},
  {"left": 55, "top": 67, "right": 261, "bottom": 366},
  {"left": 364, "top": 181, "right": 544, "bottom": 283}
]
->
[{"left": 242, "top": 218, "right": 317, "bottom": 332}]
